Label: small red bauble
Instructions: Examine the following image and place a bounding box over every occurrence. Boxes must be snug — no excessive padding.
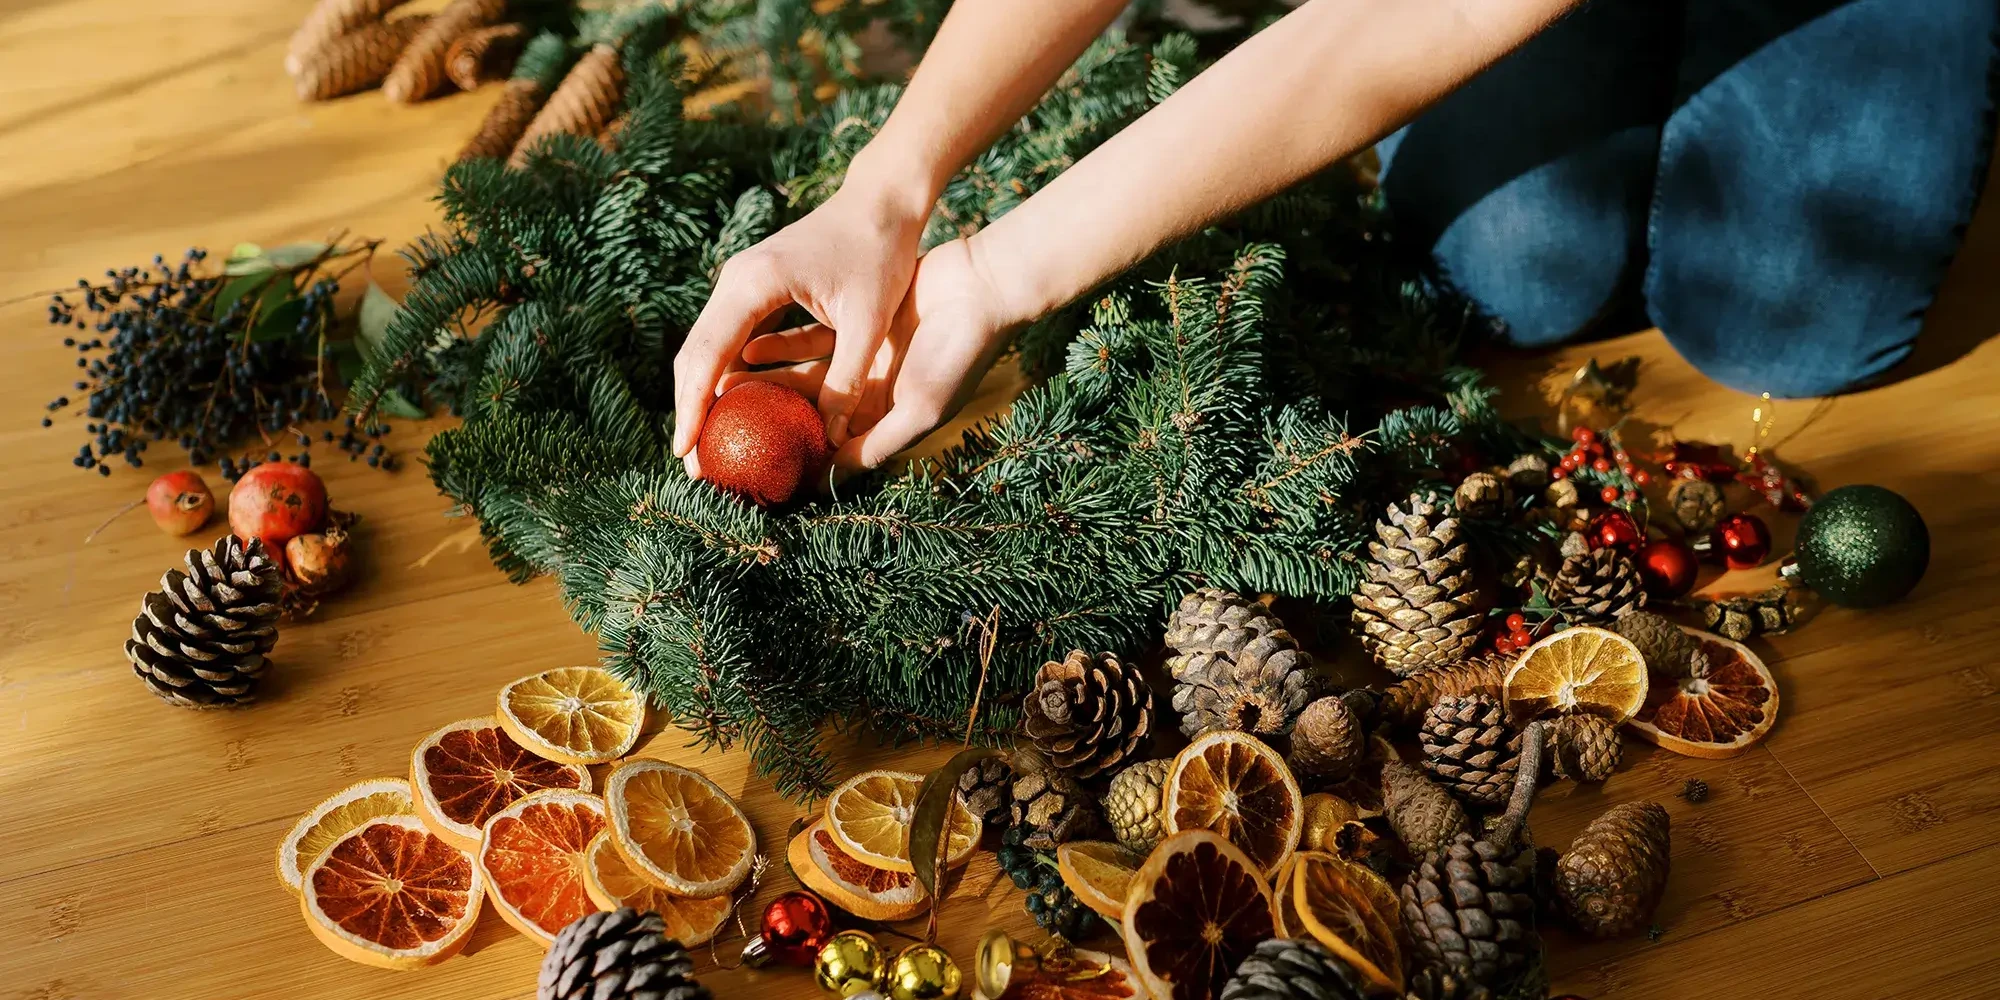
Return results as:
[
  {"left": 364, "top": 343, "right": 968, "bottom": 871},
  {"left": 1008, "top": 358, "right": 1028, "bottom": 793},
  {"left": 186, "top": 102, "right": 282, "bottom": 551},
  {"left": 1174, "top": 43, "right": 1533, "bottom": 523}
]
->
[
  {"left": 697, "top": 382, "right": 831, "bottom": 507},
  {"left": 1587, "top": 510, "right": 1644, "bottom": 552},
  {"left": 1636, "top": 537, "right": 1698, "bottom": 598},
  {"left": 742, "top": 890, "right": 834, "bottom": 967},
  {"left": 1713, "top": 512, "right": 1773, "bottom": 570},
  {"left": 228, "top": 462, "right": 326, "bottom": 563},
  {"left": 146, "top": 470, "right": 214, "bottom": 536}
]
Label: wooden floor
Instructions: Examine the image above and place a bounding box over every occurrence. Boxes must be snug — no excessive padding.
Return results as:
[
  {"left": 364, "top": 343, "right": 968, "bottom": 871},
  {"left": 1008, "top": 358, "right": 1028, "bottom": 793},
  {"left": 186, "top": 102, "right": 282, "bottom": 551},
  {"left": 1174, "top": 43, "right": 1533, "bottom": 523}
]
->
[{"left": 5, "top": 3, "right": 2000, "bottom": 999}]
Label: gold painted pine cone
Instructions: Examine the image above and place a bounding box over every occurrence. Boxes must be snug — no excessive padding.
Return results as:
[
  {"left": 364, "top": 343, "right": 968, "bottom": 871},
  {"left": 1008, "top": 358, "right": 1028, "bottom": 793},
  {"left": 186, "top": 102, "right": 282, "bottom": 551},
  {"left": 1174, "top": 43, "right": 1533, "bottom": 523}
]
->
[
  {"left": 1556, "top": 800, "right": 1672, "bottom": 938},
  {"left": 1350, "top": 494, "right": 1485, "bottom": 676},
  {"left": 1102, "top": 758, "right": 1171, "bottom": 854}
]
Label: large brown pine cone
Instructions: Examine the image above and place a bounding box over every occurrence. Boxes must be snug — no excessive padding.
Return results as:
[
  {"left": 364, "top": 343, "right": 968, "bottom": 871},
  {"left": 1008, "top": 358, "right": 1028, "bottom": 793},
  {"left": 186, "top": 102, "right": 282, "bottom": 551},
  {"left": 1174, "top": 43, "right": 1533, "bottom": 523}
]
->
[
  {"left": 510, "top": 43, "right": 624, "bottom": 167},
  {"left": 1220, "top": 937, "right": 1374, "bottom": 1000},
  {"left": 286, "top": 0, "right": 411, "bottom": 75},
  {"left": 382, "top": 0, "right": 507, "bottom": 103},
  {"left": 1381, "top": 757, "right": 1470, "bottom": 857},
  {"left": 538, "top": 907, "right": 710, "bottom": 1000},
  {"left": 1171, "top": 630, "right": 1316, "bottom": 738},
  {"left": 1545, "top": 540, "right": 1646, "bottom": 623},
  {"left": 1375, "top": 653, "right": 1510, "bottom": 730},
  {"left": 1419, "top": 694, "right": 1521, "bottom": 809},
  {"left": 1556, "top": 801, "right": 1671, "bottom": 938},
  {"left": 1351, "top": 495, "right": 1486, "bottom": 676},
  {"left": 1613, "top": 610, "right": 1699, "bottom": 677},
  {"left": 1163, "top": 587, "right": 1288, "bottom": 680},
  {"left": 1011, "top": 756, "right": 1100, "bottom": 850},
  {"left": 125, "top": 536, "right": 281, "bottom": 708},
  {"left": 1288, "top": 695, "right": 1364, "bottom": 783},
  {"left": 293, "top": 15, "right": 431, "bottom": 101},
  {"left": 1401, "top": 832, "right": 1541, "bottom": 1000},
  {"left": 955, "top": 755, "right": 1015, "bottom": 828},
  {"left": 1022, "top": 650, "right": 1153, "bottom": 781}
]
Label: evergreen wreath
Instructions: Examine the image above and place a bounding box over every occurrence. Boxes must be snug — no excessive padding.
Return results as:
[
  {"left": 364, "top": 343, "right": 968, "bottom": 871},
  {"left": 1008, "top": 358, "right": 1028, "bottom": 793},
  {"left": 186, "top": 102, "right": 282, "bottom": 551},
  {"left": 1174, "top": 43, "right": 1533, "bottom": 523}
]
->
[{"left": 354, "top": 6, "right": 1531, "bottom": 798}]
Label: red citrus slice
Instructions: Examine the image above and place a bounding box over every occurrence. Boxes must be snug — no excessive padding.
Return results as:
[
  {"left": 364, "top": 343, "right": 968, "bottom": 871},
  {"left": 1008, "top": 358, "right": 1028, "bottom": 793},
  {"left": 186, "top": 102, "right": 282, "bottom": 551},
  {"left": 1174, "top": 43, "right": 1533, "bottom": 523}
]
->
[
  {"left": 1627, "top": 628, "right": 1779, "bottom": 758},
  {"left": 1121, "top": 830, "right": 1275, "bottom": 1000},
  {"left": 477, "top": 789, "right": 607, "bottom": 945},
  {"left": 300, "top": 815, "right": 484, "bottom": 969},
  {"left": 411, "top": 717, "right": 590, "bottom": 852},
  {"left": 788, "top": 818, "right": 928, "bottom": 922}
]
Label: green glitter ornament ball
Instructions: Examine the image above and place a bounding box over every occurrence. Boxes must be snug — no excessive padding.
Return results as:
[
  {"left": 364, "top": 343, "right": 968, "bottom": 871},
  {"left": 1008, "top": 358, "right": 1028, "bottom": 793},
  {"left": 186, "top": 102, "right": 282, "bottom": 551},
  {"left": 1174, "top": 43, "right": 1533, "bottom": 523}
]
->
[{"left": 1795, "top": 485, "right": 1929, "bottom": 608}]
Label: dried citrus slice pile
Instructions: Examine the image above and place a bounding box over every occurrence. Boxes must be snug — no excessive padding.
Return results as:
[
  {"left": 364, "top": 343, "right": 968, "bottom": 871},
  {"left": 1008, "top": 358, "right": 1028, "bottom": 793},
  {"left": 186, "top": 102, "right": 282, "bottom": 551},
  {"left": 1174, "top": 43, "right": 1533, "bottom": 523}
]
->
[
  {"left": 1505, "top": 626, "right": 1649, "bottom": 723},
  {"left": 606, "top": 757, "right": 756, "bottom": 897},
  {"left": 497, "top": 666, "right": 646, "bottom": 765},
  {"left": 477, "top": 789, "right": 607, "bottom": 944},
  {"left": 1628, "top": 629, "right": 1779, "bottom": 758},
  {"left": 1291, "top": 851, "right": 1403, "bottom": 992},
  {"left": 789, "top": 818, "right": 929, "bottom": 922},
  {"left": 825, "top": 769, "right": 980, "bottom": 873},
  {"left": 277, "top": 778, "right": 414, "bottom": 893},
  {"left": 1163, "top": 730, "right": 1303, "bottom": 876},
  {"left": 1056, "top": 841, "right": 1145, "bottom": 921},
  {"left": 411, "top": 717, "right": 590, "bottom": 851},
  {"left": 581, "top": 832, "right": 733, "bottom": 946},
  {"left": 300, "top": 815, "right": 484, "bottom": 969},
  {"left": 1121, "top": 830, "right": 1275, "bottom": 1000}
]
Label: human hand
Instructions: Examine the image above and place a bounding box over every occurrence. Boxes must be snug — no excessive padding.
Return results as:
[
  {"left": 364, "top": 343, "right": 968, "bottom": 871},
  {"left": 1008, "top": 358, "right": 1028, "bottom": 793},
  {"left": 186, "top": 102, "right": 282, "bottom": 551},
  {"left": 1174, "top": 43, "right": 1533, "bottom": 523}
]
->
[{"left": 719, "top": 237, "right": 1021, "bottom": 472}]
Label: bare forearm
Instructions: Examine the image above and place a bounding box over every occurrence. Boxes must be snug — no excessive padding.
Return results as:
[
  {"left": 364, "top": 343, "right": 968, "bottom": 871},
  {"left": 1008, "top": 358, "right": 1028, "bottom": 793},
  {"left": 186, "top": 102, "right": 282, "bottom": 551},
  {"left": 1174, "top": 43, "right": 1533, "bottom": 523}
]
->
[{"left": 969, "top": 0, "right": 1580, "bottom": 322}]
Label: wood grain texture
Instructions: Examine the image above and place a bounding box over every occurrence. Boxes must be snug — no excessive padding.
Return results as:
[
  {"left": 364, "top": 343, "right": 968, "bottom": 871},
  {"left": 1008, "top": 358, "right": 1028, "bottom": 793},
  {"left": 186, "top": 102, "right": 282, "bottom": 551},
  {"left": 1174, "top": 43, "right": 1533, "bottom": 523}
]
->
[{"left": 3, "top": 2, "right": 1998, "bottom": 998}]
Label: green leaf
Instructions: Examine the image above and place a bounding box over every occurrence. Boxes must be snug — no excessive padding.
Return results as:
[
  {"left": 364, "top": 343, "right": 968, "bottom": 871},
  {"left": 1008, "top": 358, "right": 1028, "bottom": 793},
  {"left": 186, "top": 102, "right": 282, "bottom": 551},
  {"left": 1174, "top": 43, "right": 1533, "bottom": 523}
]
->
[
  {"left": 356, "top": 282, "right": 400, "bottom": 363},
  {"left": 910, "top": 747, "right": 1002, "bottom": 904},
  {"left": 330, "top": 340, "right": 364, "bottom": 384},
  {"left": 227, "top": 242, "right": 263, "bottom": 262},
  {"left": 251, "top": 297, "right": 307, "bottom": 342},
  {"left": 213, "top": 272, "right": 275, "bottom": 318},
  {"left": 376, "top": 388, "right": 427, "bottom": 420},
  {"left": 223, "top": 255, "right": 274, "bottom": 276},
  {"left": 265, "top": 241, "right": 332, "bottom": 269}
]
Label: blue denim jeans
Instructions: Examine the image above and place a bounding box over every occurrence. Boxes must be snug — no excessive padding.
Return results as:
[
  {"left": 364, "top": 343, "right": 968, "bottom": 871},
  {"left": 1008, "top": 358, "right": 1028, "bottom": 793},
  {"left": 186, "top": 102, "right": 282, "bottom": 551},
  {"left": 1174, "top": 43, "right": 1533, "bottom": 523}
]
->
[{"left": 1377, "top": 0, "right": 1999, "bottom": 397}]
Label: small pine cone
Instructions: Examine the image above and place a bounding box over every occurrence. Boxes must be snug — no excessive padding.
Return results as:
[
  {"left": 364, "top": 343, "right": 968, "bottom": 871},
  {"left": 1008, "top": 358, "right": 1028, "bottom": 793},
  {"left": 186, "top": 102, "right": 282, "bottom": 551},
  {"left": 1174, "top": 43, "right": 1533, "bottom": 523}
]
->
[
  {"left": 1381, "top": 757, "right": 1470, "bottom": 857},
  {"left": 445, "top": 22, "right": 526, "bottom": 91},
  {"left": 1613, "top": 610, "right": 1698, "bottom": 677},
  {"left": 1452, "top": 471, "right": 1510, "bottom": 519},
  {"left": 1288, "top": 695, "right": 1364, "bottom": 783},
  {"left": 1220, "top": 937, "right": 1374, "bottom": 1000},
  {"left": 1400, "top": 832, "right": 1540, "bottom": 997},
  {"left": 286, "top": 0, "right": 410, "bottom": 75},
  {"left": 126, "top": 536, "right": 281, "bottom": 708},
  {"left": 1545, "top": 544, "right": 1647, "bottom": 623},
  {"left": 1163, "top": 587, "right": 1290, "bottom": 681},
  {"left": 1668, "top": 477, "right": 1726, "bottom": 534},
  {"left": 1102, "top": 758, "right": 1171, "bottom": 855},
  {"left": 1171, "top": 630, "right": 1316, "bottom": 738},
  {"left": 1350, "top": 494, "right": 1486, "bottom": 676},
  {"left": 382, "top": 0, "right": 507, "bottom": 103},
  {"left": 510, "top": 43, "right": 624, "bottom": 166},
  {"left": 294, "top": 15, "right": 431, "bottom": 101},
  {"left": 955, "top": 755, "right": 1014, "bottom": 829},
  {"left": 1680, "top": 778, "right": 1710, "bottom": 803},
  {"left": 1544, "top": 478, "right": 1581, "bottom": 511},
  {"left": 538, "top": 907, "right": 712, "bottom": 1000},
  {"left": 1556, "top": 801, "right": 1671, "bottom": 938},
  {"left": 1011, "top": 760, "right": 1100, "bottom": 850},
  {"left": 1376, "top": 652, "right": 1509, "bottom": 731},
  {"left": 1505, "top": 453, "right": 1551, "bottom": 491},
  {"left": 1419, "top": 695, "right": 1521, "bottom": 809},
  {"left": 1022, "top": 650, "right": 1154, "bottom": 780},
  {"left": 1548, "top": 713, "right": 1622, "bottom": 782}
]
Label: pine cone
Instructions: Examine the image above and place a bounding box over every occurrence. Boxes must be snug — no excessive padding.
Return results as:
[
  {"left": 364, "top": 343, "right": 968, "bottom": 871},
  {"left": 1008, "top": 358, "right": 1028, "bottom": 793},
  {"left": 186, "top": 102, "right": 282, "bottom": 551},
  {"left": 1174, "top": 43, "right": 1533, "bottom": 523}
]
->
[
  {"left": 1351, "top": 495, "right": 1486, "bottom": 676},
  {"left": 1022, "top": 650, "right": 1153, "bottom": 780},
  {"left": 1613, "top": 610, "right": 1697, "bottom": 678},
  {"left": 1548, "top": 713, "right": 1621, "bottom": 783},
  {"left": 1011, "top": 756, "right": 1100, "bottom": 850},
  {"left": 1376, "top": 653, "right": 1509, "bottom": 731},
  {"left": 1555, "top": 801, "right": 1671, "bottom": 938},
  {"left": 1419, "top": 695, "right": 1520, "bottom": 809},
  {"left": 1453, "top": 472, "right": 1509, "bottom": 519},
  {"left": 459, "top": 32, "right": 568, "bottom": 162},
  {"left": 1289, "top": 695, "right": 1364, "bottom": 784},
  {"left": 538, "top": 907, "right": 712, "bottom": 1000},
  {"left": 1668, "top": 478, "right": 1726, "bottom": 534},
  {"left": 1171, "top": 630, "right": 1316, "bottom": 738},
  {"left": 382, "top": 0, "right": 507, "bottom": 103},
  {"left": 1693, "top": 586, "right": 1810, "bottom": 641},
  {"left": 956, "top": 755, "right": 1014, "bottom": 829},
  {"left": 1545, "top": 542, "right": 1646, "bottom": 623},
  {"left": 286, "top": 0, "right": 410, "bottom": 75},
  {"left": 1102, "top": 758, "right": 1170, "bottom": 854},
  {"left": 126, "top": 536, "right": 281, "bottom": 708},
  {"left": 1164, "top": 587, "right": 1288, "bottom": 680},
  {"left": 510, "top": 43, "right": 625, "bottom": 167},
  {"left": 1505, "top": 453, "right": 1551, "bottom": 492},
  {"left": 293, "top": 15, "right": 430, "bottom": 101},
  {"left": 1381, "top": 757, "right": 1469, "bottom": 857},
  {"left": 1543, "top": 478, "right": 1581, "bottom": 512},
  {"left": 445, "top": 22, "right": 526, "bottom": 91},
  {"left": 1220, "top": 937, "right": 1374, "bottom": 1000}
]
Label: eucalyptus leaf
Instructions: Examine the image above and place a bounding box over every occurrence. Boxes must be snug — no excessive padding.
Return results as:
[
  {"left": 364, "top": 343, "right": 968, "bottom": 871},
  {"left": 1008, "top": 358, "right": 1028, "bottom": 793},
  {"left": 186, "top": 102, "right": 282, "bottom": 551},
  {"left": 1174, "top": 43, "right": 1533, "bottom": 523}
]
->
[
  {"left": 223, "top": 255, "right": 274, "bottom": 276},
  {"left": 213, "top": 272, "right": 275, "bottom": 317},
  {"left": 251, "top": 297, "right": 307, "bottom": 342},
  {"left": 377, "top": 388, "right": 427, "bottom": 420},
  {"left": 910, "top": 747, "right": 1003, "bottom": 904},
  {"left": 356, "top": 281, "right": 400, "bottom": 363},
  {"left": 264, "top": 241, "right": 332, "bottom": 268},
  {"left": 227, "top": 242, "right": 263, "bottom": 261}
]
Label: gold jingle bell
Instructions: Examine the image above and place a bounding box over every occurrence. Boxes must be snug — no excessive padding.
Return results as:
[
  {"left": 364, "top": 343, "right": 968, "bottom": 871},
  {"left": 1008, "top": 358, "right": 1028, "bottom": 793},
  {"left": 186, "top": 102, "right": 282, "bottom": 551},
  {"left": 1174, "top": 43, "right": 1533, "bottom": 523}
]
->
[
  {"left": 975, "top": 929, "right": 1040, "bottom": 998},
  {"left": 816, "top": 930, "right": 888, "bottom": 997},
  {"left": 887, "top": 943, "right": 963, "bottom": 1000}
]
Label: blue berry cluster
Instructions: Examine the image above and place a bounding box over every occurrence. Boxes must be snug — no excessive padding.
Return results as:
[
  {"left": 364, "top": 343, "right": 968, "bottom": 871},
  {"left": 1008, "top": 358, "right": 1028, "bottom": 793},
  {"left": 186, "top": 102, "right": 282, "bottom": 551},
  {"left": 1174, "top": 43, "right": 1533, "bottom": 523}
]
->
[{"left": 995, "top": 824, "right": 1103, "bottom": 941}]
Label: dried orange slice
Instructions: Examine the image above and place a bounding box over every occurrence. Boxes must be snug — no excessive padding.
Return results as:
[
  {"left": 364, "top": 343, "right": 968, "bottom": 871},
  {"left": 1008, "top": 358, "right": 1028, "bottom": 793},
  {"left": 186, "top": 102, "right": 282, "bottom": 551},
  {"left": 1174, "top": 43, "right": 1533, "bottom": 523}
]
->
[
  {"left": 1268, "top": 855, "right": 1299, "bottom": 938},
  {"left": 411, "top": 717, "right": 591, "bottom": 852},
  {"left": 1163, "top": 730, "right": 1303, "bottom": 877},
  {"left": 1121, "top": 830, "right": 1274, "bottom": 1000},
  {"left": 496, "top": 666, "right": 646, "bottom": 765},
  {"left": 300, "top": 815, "right": 484, "bottom": 969},
  {"left": 788, "top": 817, "right": 930, "bottom": 922},
  {"left": 1627, "top": 628, "right": 1779, "bottom": 758},
  {"left": 1056, "top": 841, "right": 1145, "bottom": 921},
  {"left": 1291, "top": 851, "right": 1403, "bottom": 992},
  {"left": 581, "top": 832, "right": 733, "bottom": 946},
  {"left": 477, "top": 789, "right": 607, "bottom": 945},
  {"left": 1504, "top": 626, "right": 1649, "bottom": 724},
  {"left": 605, "top": 757, "right": 756, "bottom": 897},
  {"left": 277, "top": 778, "right": 414, "bottom": 894},
  {"left": 824, "top": 769, "right": 980, "bottom": 874}
]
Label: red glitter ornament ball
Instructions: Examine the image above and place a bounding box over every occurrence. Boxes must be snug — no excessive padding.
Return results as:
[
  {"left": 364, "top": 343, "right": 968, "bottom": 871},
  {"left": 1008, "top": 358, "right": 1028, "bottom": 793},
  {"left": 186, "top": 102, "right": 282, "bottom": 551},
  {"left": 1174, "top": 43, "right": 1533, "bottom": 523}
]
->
[
  {"left": 1636, "top": 537, "right": 1699, "bottom": 598},
  {"left": 696, "top": 382, "right": 831, "bottom": 507},
  {"left": 1712, "top": 512, "right": 1773, "bottom": 570},
  {"left": 741, "top": 890, "right": 834, "bottom": 967},
  {"left": 1587, "top": 510, "right": 1644, "bottom": 553}
]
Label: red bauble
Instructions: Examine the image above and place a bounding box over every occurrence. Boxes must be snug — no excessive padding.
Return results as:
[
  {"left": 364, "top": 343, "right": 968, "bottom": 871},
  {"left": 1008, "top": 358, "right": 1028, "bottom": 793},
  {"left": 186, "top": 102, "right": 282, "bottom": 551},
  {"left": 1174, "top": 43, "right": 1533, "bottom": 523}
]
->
[
  {"left": 1636, "top": 537, "right": 1698, "bottom": 598},
  {"left": 741, "top": 890, "right": 834, "bottom": 967},
  {"left": 1587, "top": 510, "right": 1644, "bottom": 553},
  {"left": 696, "top": 382, "right": 831, "bottom": 507},
  {"left": 1712, "top": 512, "right": 1772, "bottom": 570},
  {"left": 228, "top": 462, "right": 327, "bottom": 563},
  {"left": 146, "top": 470, "right": 214, "bottom": 536}
]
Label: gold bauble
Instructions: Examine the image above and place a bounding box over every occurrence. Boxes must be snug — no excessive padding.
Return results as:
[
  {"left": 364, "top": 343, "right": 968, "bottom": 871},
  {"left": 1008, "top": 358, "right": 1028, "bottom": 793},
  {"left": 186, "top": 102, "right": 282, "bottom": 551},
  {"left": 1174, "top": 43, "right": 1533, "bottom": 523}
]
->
[
  {"left": 816, "top": 930, "right": 888, "bottom": 997},
  {"left": 1299, "top": 793, "right": 1360, "bottom": 852},
  {"left": 886, "top": 943, "right": 963, "bottom": 1000}
]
